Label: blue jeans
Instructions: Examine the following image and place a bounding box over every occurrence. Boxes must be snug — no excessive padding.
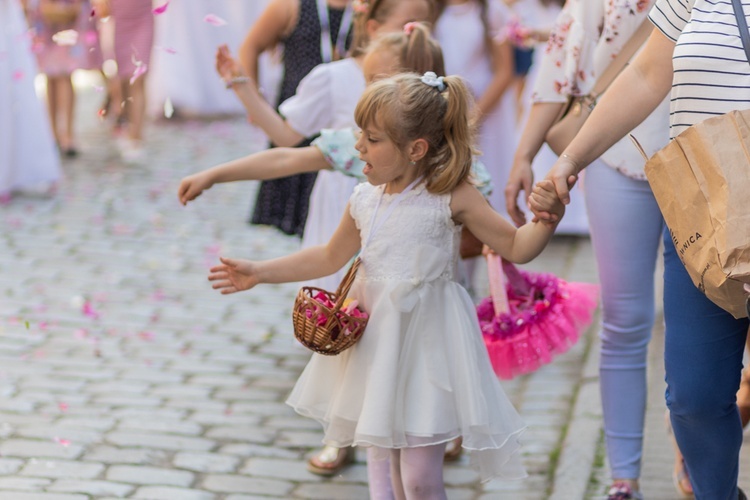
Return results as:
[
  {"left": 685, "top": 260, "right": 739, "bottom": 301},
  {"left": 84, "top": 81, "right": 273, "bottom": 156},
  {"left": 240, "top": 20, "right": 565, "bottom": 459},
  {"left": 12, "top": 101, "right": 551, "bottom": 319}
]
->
[{"left": 663, "top": 226, "right": 749, "bottom": 499}]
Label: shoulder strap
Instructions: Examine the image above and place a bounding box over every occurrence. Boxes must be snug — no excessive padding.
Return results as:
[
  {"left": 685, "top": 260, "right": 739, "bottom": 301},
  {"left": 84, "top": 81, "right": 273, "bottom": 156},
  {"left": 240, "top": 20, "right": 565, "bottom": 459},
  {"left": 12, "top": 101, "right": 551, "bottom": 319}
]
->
[
  {"left": 731, "top": 0, "right": 750, "bottom": 64},
  {"left": 591, "top": 18, "right": 654, "bottom": 98}
]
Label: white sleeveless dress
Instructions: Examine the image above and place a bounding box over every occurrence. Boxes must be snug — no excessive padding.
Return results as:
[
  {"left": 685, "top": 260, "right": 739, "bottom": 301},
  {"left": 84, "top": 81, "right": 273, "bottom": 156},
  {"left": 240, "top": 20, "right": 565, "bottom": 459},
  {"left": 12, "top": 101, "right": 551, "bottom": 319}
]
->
[{"left": 286, "top": 182, "right": 527, "bottom": 482}]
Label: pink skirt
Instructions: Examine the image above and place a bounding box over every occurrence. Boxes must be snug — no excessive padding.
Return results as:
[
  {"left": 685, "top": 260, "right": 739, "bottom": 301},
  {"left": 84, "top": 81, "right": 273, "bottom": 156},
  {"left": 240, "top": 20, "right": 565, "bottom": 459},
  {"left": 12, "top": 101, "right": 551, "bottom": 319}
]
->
[{"left": 110, "top": 0, "right": 154, "bottom": 77}]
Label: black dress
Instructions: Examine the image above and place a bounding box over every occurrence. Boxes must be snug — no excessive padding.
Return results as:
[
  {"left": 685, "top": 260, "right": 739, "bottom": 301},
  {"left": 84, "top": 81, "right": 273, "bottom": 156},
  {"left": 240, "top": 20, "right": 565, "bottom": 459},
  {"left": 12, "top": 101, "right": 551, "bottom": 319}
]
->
[{"left": 251, "top": 0, "right": 351, "bottom": 237}]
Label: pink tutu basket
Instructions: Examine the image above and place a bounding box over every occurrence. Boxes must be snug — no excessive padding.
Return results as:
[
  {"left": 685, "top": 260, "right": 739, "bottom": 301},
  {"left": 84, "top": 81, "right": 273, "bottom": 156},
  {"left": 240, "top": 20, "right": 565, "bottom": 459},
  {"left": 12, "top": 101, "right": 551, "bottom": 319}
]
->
[{"left": 477, "top": 255, "right": 600, "bottom": 380}]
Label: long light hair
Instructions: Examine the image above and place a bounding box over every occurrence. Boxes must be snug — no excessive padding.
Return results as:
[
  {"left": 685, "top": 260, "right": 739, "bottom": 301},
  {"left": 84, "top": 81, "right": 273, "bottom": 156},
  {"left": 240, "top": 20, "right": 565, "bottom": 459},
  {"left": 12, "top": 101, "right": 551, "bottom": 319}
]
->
[
  {"left": 349, "top": 0, "right": 436, "bottom": 57},
  {"left": 354, "top": 73, "right": 476, "bottom": 195},
  {"left": 366, "top": 21, "right": 445, "bottom": 77}
]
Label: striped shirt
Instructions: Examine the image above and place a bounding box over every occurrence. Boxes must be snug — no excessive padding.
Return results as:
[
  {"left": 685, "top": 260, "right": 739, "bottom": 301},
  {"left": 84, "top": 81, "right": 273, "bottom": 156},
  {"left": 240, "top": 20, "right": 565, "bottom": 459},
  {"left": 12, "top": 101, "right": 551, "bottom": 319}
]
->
[{"left": 650, "top": 0, "right": 750, "bottom": 137}]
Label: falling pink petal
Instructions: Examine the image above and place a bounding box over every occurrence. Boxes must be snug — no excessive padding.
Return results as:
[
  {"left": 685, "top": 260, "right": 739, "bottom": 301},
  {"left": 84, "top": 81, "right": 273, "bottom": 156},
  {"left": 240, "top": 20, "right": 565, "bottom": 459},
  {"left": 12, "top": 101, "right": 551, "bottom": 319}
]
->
[
  {"left": 82, "top": 301, "right": 100, "bottom": 320},
  {"left": 161, "top": 46, "right": 177, "bottom": 55},
  {"left": 138, "top": 331, "right": 155, "bottom": 341},
  {"left": 58, "top": 402, "right": 68, "bottom": 412},
  {"left": 97, "top": 108, "right": 106, "bottom": 120},
  {"left": 12, "top": 70, "right": 23, "bottom": 81},
  {"left": 129, "top": 63, "right": 147, "bottom": 85},
  {"left": 53, "top": 437, "right": 71, "bottom": 447},
  {"left": 52, "top": 29, "right": 79, "bottom": 46},
  {"left": 152, "top": 1, "right": 169, "bottom": 15},
  {"left": 151, "top": 290, "right": 166, "bottom": 302},
  {"left": 203, "top": 14, "right": 227, "bottom": 26},
  {"left": 38, "top": 321, "right": 49, "bottom": 331}
]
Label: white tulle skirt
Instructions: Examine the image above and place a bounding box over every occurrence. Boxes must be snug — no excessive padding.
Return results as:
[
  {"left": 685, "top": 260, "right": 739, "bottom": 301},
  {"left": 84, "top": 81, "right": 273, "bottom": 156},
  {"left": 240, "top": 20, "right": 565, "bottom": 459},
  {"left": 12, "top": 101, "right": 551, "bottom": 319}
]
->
[{"left": 287, "top": 276, "right": 528, "bottom": 482}]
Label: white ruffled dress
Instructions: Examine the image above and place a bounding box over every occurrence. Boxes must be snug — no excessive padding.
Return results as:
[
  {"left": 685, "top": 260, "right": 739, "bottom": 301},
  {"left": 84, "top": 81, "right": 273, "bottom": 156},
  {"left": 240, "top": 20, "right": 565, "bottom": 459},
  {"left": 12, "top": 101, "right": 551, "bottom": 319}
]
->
[{"left": 286, "top": 182, "right": 527, "bottom": 482}]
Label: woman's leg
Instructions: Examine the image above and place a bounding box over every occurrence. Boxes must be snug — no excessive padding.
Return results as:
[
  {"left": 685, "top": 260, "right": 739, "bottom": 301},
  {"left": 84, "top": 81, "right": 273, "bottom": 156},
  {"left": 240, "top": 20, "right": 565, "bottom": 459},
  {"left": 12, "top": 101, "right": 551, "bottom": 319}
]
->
[
  {"left": 663, "top": 226, "right": 749, "bottom": 499},
  {"left": 393, "top": 444, "right": 447, "bottom": 500},
  {"left": 58, "top": 74, "right": 76, "bottom": 153},
  {"left": 583, "top": 161, "right": 663, "bottom": 485},
  {"left": 46, "top": 76, "right": 60, "bottom": 146}
]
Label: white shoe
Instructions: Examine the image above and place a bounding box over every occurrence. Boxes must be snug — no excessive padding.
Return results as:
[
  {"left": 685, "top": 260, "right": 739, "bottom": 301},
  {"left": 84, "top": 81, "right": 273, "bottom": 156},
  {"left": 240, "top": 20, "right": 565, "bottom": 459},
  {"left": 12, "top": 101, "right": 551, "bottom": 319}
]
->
[{"left": 119, "top": 139, "right": 146, "bottom": 164}]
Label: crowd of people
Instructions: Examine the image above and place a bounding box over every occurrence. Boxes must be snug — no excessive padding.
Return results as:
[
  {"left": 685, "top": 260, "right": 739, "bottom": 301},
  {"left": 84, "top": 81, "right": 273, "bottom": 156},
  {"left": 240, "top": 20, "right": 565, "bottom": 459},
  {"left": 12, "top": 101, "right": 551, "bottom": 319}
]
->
[{"left": 3, "top": 0, "right": 750, "bottom": 498}]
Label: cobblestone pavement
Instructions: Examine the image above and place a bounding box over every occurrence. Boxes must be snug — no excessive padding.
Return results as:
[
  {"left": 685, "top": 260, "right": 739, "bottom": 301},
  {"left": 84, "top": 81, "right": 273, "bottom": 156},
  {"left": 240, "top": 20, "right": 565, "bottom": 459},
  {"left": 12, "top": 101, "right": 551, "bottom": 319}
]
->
[{"left": 0, "top": 80, "right": 604, "bottom": 499}]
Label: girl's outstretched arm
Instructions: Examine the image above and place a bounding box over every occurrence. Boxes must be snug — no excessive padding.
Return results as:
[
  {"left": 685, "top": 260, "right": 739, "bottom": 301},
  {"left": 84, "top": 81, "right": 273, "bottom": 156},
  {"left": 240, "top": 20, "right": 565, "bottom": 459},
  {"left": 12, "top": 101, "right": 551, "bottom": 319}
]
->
[
  {"left": 451, "top": 181, "right": 564, "bottom": 264},
  {"left": 216, "top": 45, "right": 305, "bottom": 147},
  {"left": 208, "top": 204, "right": 361, "bottom": 294},
  {"left": 178, "top": 146, "right": 330, "bottom": 205}
]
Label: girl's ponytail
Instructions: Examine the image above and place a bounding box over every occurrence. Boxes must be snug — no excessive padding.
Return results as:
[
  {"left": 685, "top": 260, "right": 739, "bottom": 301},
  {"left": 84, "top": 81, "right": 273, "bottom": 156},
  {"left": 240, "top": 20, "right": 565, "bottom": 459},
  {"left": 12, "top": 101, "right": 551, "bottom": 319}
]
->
[
  {"left": 401, "top": 22, "right": 445, "bottom": 77},
  {"left": 428, "top": 75, "right": 475, "bottom": 195}
]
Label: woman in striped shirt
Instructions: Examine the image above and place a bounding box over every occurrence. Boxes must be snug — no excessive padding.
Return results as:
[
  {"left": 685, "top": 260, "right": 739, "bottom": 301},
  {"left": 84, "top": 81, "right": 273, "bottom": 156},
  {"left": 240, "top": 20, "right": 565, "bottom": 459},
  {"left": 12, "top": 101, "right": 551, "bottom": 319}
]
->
[{"left": 535, "top": 0, "right": 750, "bottom": 497}]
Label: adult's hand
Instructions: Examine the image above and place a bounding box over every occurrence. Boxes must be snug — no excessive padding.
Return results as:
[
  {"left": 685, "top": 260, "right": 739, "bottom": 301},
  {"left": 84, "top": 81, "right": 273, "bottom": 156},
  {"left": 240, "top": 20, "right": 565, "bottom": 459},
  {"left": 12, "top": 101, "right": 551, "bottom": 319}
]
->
[
  {"left": 532, "top": 154, "right": 579, "bottom": 223},
  {"left": 504, "top": 156, "right": 534, "bottom": 227}
]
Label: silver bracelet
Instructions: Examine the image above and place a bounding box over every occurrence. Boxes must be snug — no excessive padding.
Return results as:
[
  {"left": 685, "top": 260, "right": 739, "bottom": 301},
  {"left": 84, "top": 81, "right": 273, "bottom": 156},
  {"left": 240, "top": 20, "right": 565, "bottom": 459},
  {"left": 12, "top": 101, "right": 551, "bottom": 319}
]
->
[{"left": 225, "top": 76, "right": 250, "bottom": 89}]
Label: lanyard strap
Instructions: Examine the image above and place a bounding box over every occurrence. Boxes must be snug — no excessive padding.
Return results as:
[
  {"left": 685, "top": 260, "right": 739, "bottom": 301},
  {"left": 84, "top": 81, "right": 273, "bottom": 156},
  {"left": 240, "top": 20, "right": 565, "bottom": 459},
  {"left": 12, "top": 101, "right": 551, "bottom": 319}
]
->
[
  {"left": 316, "top": 0, "right": 353, "bottom": 63},
  {"left": 363, "top": 178, "right": 423, "bottom": 250},
  {"left": 731, "top": 0, "right": 750, "bottom": 65}
]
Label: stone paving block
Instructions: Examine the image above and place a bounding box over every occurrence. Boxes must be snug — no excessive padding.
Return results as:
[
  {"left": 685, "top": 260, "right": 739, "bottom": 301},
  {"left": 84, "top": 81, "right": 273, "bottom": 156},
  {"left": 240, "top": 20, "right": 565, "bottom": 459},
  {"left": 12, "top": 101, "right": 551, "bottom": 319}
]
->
[
  {"left": 0, "top": 412, "right": 55, "bottom": 427},
  {"left": 109, "top": 408, "right": 188, "bottom": 420},
  {"left": 188, "top": 412, "right": 261, "bottom": 427},
  {"left": 187, "top": 374, "right": 248, "bottom": 387},
  {"left": 47, "top": 479, "right": 134, "bottom": 497},
  {"left": 213, "top": 387, "right": 278, "bottom": 402},
  {"left": 239, "top": 458, "right": 322, "bottom": 483},
  {"left": 86, "top": 381, "right": 151, "bottom": 395},
  {"left": 0, "top": 477, "right": 51, "bottom": 490},
  {"left": 149, "top": 384, "right": 211, "bottom": 398},
  {"left": 106, "top": 465, "right": 195, "bottom": 487},
  {"left": 15, "top": 426, "right": 103, "bottom": 445},
  {"left": 94, "top": 394, "right": 163, "bottom": 407},
  {"left": 229, "top": 401, "right": 295, "bottom": 417},
  {"left": 205, "top": 426, "right": 276, "bottom": 445},
  {"left": 0, "top": 439, "right": 84, "bottom": 459},
  {"left": 276, "top": 430, "right": 326, "bottom": 449},
  {"left": 292, "top": 483, "right": 370, "bottom": 499},
  {"left": 172, "top": 452, "right": 240, "bottom": 473},
  {"left": 132, "top": 486, "right": 216, "bottom": 500},
  {"left": 117, "top": 418, "right": 203, "bottom": 436},
  {"left": 264, "top": 416, "right": 323, "bottom": 431},
  {"left": 0, "top": 492, "right": 88, "bottom": 500},
  {"left": 0, "top": 458, "right": 24, "bottom": 475},
  {"left": 55, "top": 416, "right": 116, "bottom": 431},
  {"left": 202, "top": 474, "right": 293, "bottom": 496},
  {"left": 219, "top": 444, "right": 301, "bottom": 460},
  {"left": 83, "top": 446, "right": 169, "bottom": 465},
  {"left": 20, "top": 459, "right": 104, "bottom": 479},
  {"left": 105, "top": 431, "right": 215, "bottom": 451}
]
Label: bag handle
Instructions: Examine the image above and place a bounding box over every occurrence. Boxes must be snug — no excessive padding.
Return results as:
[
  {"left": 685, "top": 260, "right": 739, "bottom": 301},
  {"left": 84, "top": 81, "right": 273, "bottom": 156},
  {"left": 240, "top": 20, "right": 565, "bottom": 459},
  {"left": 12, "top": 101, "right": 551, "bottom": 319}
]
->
[
  {"left": 323, "top": 257, "right": 362, "bottom": 329},
  {"left": 486, "top": 255, "right": 533, "bottom": 318},
  {"left": 731, "top": 0, "right": 750, "bottom": 64},
  {"left": 589, "top": 18, "right": 653, "bottom": 99}
]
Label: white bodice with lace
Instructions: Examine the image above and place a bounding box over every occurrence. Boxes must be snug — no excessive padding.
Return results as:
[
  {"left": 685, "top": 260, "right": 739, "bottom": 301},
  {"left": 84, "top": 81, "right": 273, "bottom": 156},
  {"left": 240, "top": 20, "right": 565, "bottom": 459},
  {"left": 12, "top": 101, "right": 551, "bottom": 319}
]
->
[{"left": 349, "top": 182, "right": 461, "bottom": 282}]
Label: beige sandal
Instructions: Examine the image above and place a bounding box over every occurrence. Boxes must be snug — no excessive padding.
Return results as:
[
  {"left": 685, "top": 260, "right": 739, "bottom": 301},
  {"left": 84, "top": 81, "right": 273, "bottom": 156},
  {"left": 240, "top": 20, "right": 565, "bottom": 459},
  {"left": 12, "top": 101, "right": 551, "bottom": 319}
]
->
[
  {"left": 443, "top": 436, "right": 463, "bottom": 462},
  {"left": 306, "top": 445, "right": 356, "bottom": 476}
]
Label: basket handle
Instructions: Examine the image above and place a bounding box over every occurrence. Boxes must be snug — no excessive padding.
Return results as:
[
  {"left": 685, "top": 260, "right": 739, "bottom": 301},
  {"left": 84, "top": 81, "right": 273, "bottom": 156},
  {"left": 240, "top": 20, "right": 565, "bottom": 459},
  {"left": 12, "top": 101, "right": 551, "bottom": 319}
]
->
[
  {"left": 487, "top": 254, "right": 509, "bottom": 316},
  {"left": 326, "top": 257, "right": 362, "bottom": 320}
]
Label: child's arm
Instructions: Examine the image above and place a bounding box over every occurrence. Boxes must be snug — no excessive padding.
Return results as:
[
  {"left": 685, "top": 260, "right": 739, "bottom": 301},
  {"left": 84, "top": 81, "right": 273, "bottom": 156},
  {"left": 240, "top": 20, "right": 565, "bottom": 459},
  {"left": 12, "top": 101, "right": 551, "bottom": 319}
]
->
[
  {"left": 208, "top": 205, "right": 361, "bottom": 294},
  {"left": 475, "top": 38, "right": 514, "bottom": 120},
  {"left": 216, "top": 45, "right": 305, "bottom": 147},
  {"left": 451, "top": 181, "right": 564, "bottom": 264},
  {"left": 237, "top": 0, "right": 295, "bottom": 81},
  {"left": 178, "top": 146, "right": 331, "bottom": 205}
]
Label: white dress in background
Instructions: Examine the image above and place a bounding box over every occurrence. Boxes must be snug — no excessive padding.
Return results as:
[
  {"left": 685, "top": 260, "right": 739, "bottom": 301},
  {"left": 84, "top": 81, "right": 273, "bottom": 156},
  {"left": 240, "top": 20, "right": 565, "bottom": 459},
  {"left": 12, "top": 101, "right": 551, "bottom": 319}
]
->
[
  {"left": 279, "top": 57, "right": 365, "bottom": 291},
  {"left": 0, "top": 0, "right": 61, "bottom": 197},
  {"left": 287, "top": 181, "right": 527, "bottom": 482},
  {"left": 513, "top": 0, "right": 589, "bottom": 235},
  {"left": 147, "top": 0, "right": 281, "bottom": 117},
  {"left": 434, "top": 0, "right": 517, "bottom": 214}
]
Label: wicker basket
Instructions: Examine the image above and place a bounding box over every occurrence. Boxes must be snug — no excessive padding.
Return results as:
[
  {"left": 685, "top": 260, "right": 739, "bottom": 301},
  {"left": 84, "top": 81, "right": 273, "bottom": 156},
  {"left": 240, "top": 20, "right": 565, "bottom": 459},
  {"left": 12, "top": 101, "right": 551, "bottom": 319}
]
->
[{"left": 292, "top": 258, "right": 368, "bottom": 355}]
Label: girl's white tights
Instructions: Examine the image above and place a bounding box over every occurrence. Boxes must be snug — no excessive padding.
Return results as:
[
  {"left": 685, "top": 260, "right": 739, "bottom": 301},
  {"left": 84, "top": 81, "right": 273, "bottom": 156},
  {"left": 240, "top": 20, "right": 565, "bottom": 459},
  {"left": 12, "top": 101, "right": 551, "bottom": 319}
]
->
[{"left": 390, "top": 443, "right": 448, "bottom": 500}]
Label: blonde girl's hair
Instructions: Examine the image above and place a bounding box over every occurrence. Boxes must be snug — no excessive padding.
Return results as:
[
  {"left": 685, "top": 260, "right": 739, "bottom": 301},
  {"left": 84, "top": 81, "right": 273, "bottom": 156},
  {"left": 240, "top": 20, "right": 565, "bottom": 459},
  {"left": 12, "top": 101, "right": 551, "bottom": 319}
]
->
[
  {"left": 354, "top": 73, "right": 476, "bottom": 195},
  {"left": 349, "top": 0, "right": 436, "bottom": 57},
  {"left": 366, "top": 21, "right": 445, "bottom": 76}
]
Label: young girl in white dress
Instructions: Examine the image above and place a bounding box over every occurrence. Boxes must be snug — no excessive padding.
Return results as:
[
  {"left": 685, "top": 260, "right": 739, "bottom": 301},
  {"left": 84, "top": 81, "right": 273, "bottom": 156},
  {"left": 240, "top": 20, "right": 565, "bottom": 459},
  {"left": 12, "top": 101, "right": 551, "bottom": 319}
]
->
[
  {"left": 207, "top": 71, "right": 566, "bottom": 497},
  {"left": 217, "top": 0, "right": 432, "bottom": 293},
  {"left": 0, "top": 0, "right": 61, "bottom": 201}
]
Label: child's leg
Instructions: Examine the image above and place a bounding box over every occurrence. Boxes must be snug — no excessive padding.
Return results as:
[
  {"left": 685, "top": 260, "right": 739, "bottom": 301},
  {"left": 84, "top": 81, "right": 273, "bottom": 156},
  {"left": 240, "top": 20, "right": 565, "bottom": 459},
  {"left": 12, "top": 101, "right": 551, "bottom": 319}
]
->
[
  {"left": 127, "top": 77, "right": 146, "bottom": 143},
  {"left": 394, "top": 444, "right": 448, "bottom": 500},
  {"left": 58, "top": 74, "right": 76, "bottom": 151},
  {"left": 46, "top": 76, "right": 60, "bottom": 145},
  {"left": 367, "top": 447, "right": 395, "bottom": 500},
  {"left": 390, "top": 449, "right": 405, "bottom": 500}
]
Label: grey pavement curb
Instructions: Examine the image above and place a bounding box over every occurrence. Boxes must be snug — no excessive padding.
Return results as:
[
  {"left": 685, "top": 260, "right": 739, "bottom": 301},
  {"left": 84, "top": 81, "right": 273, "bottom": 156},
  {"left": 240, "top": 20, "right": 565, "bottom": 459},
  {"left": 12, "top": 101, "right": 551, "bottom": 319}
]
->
[{"left": 549, "top": 313, "right": 603, "bottom": 500}]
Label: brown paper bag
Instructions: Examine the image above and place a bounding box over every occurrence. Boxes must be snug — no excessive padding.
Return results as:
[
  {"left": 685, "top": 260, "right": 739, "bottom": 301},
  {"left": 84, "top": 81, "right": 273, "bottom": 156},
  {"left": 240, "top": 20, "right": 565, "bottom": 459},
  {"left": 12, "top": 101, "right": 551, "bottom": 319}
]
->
[{"left": 640, "top": 110, "right": 750, "bottom": 318}]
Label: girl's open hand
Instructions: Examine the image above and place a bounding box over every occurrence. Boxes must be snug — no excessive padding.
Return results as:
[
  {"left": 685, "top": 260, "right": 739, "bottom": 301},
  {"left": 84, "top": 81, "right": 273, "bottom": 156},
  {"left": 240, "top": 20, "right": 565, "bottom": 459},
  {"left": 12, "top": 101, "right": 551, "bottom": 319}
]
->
[
  {"left": 177, "top": 172, "right": 213, "bottom": 205},
  {"left": 215, "top": 44, "right": 245, "bottom": 82},
  {"left": 208, "top": 257, "right": 260, "bottom": 294},
  {"left": 529, "top": 179, "right": 565, "bottom": 227}
]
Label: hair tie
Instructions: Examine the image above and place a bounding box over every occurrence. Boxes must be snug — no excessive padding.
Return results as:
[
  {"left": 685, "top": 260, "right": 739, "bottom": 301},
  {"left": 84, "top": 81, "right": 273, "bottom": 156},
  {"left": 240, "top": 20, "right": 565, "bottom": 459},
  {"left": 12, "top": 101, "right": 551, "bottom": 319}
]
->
[
  {"left": 352, "top": 0, "right": 369, "bottom": 14},
  {"left": 421, "top": 71, "right": 446, "bottom": 92},
  {"left": 403, "top": 22, "right": 418, "bottom": 35}
]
